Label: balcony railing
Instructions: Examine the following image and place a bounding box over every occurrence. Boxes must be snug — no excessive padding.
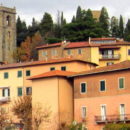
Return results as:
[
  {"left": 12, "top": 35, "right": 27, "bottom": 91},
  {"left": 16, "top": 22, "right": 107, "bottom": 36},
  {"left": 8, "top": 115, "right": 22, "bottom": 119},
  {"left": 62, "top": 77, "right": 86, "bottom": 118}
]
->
[
  {"left": 95, "top": 114, "right": 130, "bottom": 124},
  {"left": 100, "top": 54, "right": 120, "bottom": 60},
  {"left": 0, "top": 97, "right": 10, "bottom": 104}
]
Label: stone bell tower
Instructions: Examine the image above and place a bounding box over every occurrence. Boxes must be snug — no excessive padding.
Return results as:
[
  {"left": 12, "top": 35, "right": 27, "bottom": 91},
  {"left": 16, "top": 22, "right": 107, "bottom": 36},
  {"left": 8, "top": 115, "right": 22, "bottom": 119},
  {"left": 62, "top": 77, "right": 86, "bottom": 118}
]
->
[{"left": 0, "top": 5, "right": 16, "bottom": 63}]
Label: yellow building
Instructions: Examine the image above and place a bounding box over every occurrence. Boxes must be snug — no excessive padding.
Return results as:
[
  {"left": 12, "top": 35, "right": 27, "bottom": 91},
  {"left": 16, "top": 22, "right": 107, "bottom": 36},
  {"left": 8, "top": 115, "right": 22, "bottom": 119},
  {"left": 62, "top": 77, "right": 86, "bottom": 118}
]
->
[
  {"left": 37, "top": 38, "right": 130, "bottom": 67},
  {"left": 0, "top": 58, "right": 97, "bottom": 128}
]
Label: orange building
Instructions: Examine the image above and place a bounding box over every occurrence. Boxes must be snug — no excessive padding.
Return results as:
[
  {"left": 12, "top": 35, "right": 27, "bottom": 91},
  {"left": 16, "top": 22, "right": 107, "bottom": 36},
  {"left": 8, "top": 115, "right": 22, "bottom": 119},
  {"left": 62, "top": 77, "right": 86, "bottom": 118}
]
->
[
  {"left": 0, "top": 58, "right": 96, "bottom": 129},
  {"left": 69, "top": 60, "right": 130, "bottom": 130},
  {"left": 37, "top": 38, "right": 130, "bottom": 67}
]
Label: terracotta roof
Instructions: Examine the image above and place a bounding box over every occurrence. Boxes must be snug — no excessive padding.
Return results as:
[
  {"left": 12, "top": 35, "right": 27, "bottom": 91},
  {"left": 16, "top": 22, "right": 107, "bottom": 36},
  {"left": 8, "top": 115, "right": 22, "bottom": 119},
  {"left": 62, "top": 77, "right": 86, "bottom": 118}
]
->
[
  {"left": 36, "top": 43, "right": 62, "bottom": 49},
  {"left": 28, "top": 70, "right": 76, "bottom": 80},
  {"left": 65, "top": 41, "right": 91, "bottom": 49},
  {"left": 0, "top": 58, "right": 97, "bottom": 70},
  {"left": 91, "top": 38, "right": 116, "bottom": 41},
  {"left": 69, "top": 60, "right": 130, "bottom": 77}
]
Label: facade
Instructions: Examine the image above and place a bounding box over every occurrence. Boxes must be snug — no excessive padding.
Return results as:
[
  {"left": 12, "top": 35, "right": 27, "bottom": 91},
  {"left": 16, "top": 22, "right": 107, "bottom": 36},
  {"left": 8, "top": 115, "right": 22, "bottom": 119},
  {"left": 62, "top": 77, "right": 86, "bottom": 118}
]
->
[
  {"left": 37, "top": 38, "right": 130, "bottom": 67},
  {"left": 0, "top": 6, "right": 16, "bottom": 63},
  {"left": 0, "top": 58, "right": 96, "bottom": 127},
  {"left": 70, "top": 60, "right": 130, "bottom": 130},
  {"left": 29, "top": 70, "right": 75, "bottom": 130}
]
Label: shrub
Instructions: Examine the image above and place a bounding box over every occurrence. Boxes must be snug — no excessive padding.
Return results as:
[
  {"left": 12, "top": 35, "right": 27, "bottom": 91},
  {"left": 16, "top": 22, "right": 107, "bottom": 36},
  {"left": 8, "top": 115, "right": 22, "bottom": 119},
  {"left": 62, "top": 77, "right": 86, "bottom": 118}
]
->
[{"left": 104, "top": 123, "right": 130, "bottom": 130}]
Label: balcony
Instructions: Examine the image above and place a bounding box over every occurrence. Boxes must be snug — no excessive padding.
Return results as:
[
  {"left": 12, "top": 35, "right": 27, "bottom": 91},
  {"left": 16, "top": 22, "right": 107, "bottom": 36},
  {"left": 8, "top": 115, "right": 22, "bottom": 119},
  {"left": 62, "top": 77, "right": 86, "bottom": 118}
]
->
[
  {"left": 95, "top": 114, "right": 130, "bottom": 124},
  {"left": 100, "top": 54, "right": 120, "bottom": 60},
  {"left": 0, "top": 97, "right": 10, "bottom": 104}
]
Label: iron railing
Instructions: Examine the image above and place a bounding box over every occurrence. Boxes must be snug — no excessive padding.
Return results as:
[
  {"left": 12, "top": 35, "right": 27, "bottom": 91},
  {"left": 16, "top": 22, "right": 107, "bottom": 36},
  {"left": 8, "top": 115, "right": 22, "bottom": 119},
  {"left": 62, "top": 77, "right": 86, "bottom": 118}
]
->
[
  {"left": 100, "top": 54, "right": 120, "bottom": 59},
  {"left": 95, "top": 114, "right": 130, "bottom": 124}
]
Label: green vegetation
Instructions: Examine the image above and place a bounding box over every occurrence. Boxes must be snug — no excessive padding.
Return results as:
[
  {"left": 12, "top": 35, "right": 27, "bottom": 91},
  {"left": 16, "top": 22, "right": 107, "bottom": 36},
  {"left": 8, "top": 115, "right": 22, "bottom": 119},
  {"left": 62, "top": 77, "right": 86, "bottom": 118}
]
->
[
  {"left": 104, "top": 123, "right": 130, "bottom": 130},
  {"left": 16, "top": 6, "right": 130, "bottom": 47}
]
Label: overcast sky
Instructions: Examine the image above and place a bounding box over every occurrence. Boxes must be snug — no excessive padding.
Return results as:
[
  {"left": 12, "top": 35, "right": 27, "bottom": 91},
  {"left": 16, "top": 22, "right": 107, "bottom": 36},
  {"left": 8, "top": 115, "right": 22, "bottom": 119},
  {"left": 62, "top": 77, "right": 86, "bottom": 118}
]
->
[{"left": 1, "top": 0, "right": 130, "bottom": 25}]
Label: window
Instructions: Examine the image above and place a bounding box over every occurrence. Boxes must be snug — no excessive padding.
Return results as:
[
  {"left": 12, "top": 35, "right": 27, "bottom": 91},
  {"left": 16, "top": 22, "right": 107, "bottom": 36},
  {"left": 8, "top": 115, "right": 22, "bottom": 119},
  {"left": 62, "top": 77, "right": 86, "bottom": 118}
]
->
[
  {"left": 80, "top": 83, "right": 86, "bottom": 93},
  {"left": 78, "top": 49, "right": 82, "bottom": 54},
  {"left": 2, "top": 88, "right": 10, "bottom": 97},
  {"left": 119, "top": 78, "right": 125, "bottom": 89},
  {"left": 81, "top": 106, "right": 86, "bottom": 118},
  {"left": 26, "top": 70, "right": 31, "bottom": 76},
  {"left": 101, "top": 105, "right": 106, "bottom": 121},
  {"left": 51, "top": 50, "right": 57, "bottom": 56},
  {"left": 6, "top": 15, "right": 11, "bottom": 26},
  {"left": 61, "top": 66, "right": 66, "bottom": 71},
  {"left": 17, "top": 71, "right": 22, "bottom": 77},
  {"left": 107, "top": 62, "right": 114, "bottom": 66},
  {"left": 67, "top": 49, "right": 71, "bottom": 55},
  {"left": 18, "top": 87, "right": 23, "bottom": 96},
  {"left": 128, "top": 49, "right": 130, "bottom": 55},
  {"left": 50, "top": 67, "right": 55, "bottom": 71},
  {"left": 100, "top": 80, "right": 106, "bottom": 91},
  {"left": 26, "top": 87, "right": 32, "bottom": 95},
  {"left": 42, "top": 51, "right": 47, "bottom": 56},
  {"left": 4, "top": 72, "right": 8, "bottom": 79},
  {"left": 120, "top": 104, "right": 125, "bottom": 120}
]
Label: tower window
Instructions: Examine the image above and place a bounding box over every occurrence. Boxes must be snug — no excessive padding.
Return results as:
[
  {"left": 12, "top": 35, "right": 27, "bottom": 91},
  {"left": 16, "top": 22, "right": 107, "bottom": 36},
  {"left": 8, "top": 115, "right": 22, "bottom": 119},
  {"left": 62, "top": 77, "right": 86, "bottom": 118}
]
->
[{"left": 6, "top": 16, "right": 11, "bottom": 26}]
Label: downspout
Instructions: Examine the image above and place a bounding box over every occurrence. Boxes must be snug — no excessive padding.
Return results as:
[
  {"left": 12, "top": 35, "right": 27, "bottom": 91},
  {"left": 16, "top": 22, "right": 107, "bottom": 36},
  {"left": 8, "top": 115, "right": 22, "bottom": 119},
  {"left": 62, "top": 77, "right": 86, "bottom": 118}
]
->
[{"left": 58, "top": 77, "right": 60, "bottom": 128}]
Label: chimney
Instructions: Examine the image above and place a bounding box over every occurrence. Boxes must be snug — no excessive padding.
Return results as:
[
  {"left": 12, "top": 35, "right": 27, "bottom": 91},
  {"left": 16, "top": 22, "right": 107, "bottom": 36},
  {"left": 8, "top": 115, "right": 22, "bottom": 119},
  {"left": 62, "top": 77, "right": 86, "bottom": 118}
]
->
[{"left": 89, "top": 37, "right": 91, "bottom": 44}]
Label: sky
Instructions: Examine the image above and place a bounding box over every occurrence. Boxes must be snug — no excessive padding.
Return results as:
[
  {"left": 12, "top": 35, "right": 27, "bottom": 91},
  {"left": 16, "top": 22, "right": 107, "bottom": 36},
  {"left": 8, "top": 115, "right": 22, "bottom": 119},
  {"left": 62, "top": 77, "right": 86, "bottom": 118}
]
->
[{"left": 1, "top": 0, "right": 130, "bottom": 25}]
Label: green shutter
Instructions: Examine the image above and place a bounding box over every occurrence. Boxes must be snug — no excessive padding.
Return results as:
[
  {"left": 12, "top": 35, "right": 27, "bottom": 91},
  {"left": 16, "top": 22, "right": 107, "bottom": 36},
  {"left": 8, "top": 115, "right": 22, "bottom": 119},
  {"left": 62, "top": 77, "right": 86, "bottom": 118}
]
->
[
  {"left": 18, "top": 88, "right": 22, "bottom": 96},
  {"left": 100, "top": 81, "right": 105, "bottom": 91},
  {"left": 119, "top": 78, "right": 124, "bottom": 89},
  {"left": 18, "top": 71, "right": 22, "bottom": 77},
  {"left": 4, "top": 72, "right": 8, "bottom": 79}
]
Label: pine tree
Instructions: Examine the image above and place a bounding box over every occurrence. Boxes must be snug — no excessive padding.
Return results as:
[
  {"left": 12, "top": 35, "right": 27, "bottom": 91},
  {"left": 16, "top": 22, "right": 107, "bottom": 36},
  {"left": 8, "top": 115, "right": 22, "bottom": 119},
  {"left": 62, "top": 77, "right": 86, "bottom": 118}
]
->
[
  {"left": 99, "top": 7, "right": 110, "bottom": 36},
  {"left": 111, "top": 16, "right": 119, "bottom": 37},
  {"left": 119, "top": 15, "right": 124, "bottom": 38},
  {"left": 84, "top": 9, "right": 94, "bottom": 23}
]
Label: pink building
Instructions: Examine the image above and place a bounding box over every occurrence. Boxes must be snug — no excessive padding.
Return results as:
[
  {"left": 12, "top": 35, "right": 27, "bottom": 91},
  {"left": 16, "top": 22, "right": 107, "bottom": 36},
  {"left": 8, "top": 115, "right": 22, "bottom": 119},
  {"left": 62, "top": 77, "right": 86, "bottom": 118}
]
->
[{"left": 69, "top": 60, "right": 130, "bottom": 130}]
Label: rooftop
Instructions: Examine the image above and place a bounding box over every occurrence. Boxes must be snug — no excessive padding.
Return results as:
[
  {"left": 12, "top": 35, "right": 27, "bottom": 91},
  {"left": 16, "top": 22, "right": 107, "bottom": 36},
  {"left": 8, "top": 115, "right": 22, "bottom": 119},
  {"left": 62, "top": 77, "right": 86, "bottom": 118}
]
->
[
  {"left": 28, "top": 70, "right": 76, "bottom": 80},
  {"left": 0, "top": 58, "right": 97, "bottom": 70},
  {"left": 36, "top": 43, "right": 62, "bottom": 49},
  {"left": 69, "top": 60, "right": 130, "bottom": 77}
]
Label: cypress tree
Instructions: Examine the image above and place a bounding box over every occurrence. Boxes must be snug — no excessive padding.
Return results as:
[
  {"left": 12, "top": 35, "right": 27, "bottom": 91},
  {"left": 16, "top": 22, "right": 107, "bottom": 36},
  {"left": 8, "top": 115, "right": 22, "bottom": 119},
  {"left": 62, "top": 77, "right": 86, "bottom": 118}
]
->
[
  {"left": 40, "top": 12, "right": 53, "bottom": 36},
  {"left": 76, "top": 6, "right": 82, "bottom": 22},
  {"left": 119, "top": 15, "right": 124, "bottom": 38},
  {"left": 99, "top": 7, "right": 110, "bottom": 36},
  {"left": 111, "top": 16, "right": 119, "bottom": 37}
]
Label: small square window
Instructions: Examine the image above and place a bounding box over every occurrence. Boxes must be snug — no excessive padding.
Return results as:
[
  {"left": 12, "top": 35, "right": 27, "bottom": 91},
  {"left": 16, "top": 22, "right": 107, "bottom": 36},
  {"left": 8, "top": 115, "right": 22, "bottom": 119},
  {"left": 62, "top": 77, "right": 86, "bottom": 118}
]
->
[
  {"left": 100, "top": 80, "right": 106, "bottom": 91},
  {"left": 81, "top": 107, "right": 86, "bottom": 118},
  {"left": 26, "top": 87, "right": 32, "bottom": 95},
  {"left": 78, "top": 49, "right": 82, "bottom": 54},
  {"left": 67, "top": 50, "right": 71, "bottom": 55},
  {"left": 128, "top": 49, "right": 130, "bottom": 55},
  {"left": 119, "top": 78, "right": 124, "bottom": 89},
  {"left": 81, "top": 83, "right": 86, "bottom": 93},
  {"left": 18, "top": 87, "right": 22, "bottom": 96},
  {"left": 26, "top": 70, "right": 31, "bottom": 76},
  {"left": 107, "top": 62, "right": 114, "bottom": 66},
  {"left": 4, "top": 72, "right": 8, "bottom": 79},
  {"left": 61, "top": 66, "right": 66, "bottom": 71},
  {"left": 18, "top": 71, "right": 22, "bottom": 77},
  {"left": 50, "top": 67, "right": 55, "bottom": 71},
  {"left": 43, "top": 51, "right": 47, "bottom": 56},
  {"left": 51, "top": 50, "right": 57, "bottom": 56}
]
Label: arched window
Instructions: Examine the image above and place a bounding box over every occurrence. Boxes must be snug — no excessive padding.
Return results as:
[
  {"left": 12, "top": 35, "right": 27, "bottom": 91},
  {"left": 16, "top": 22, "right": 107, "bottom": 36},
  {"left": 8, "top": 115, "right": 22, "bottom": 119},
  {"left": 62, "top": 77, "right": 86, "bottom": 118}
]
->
[{"left": 6, "top": 15, "right": 11, "bottom": 26}]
